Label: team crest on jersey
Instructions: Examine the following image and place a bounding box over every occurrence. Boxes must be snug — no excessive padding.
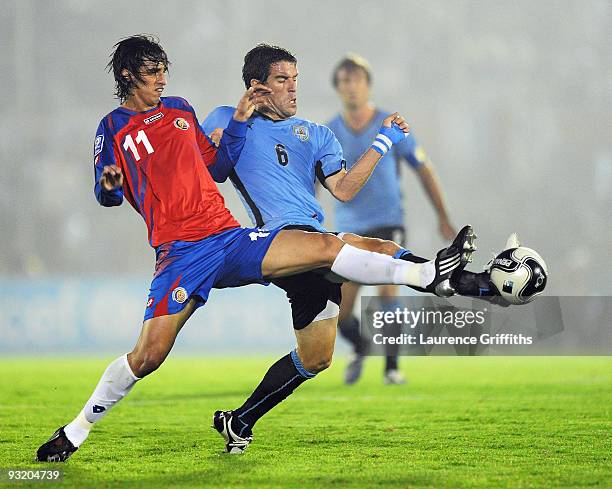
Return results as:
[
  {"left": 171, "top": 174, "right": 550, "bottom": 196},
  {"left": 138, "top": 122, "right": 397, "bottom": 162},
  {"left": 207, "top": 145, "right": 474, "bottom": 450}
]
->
[
  {"left": 174, "top": 118, "right": 190, "bottom": 131},
  {"left": 172, "top": 287, "right": 188, "bottom": 304},
  {"left": 144, "top": 112, "right": 164, "bottom": 125},
  {"left": 292, "top": 124, "right": 309, "bottom": 142},
  {"left": 94, "top": 134, "right": 104, "bottom": 156}
]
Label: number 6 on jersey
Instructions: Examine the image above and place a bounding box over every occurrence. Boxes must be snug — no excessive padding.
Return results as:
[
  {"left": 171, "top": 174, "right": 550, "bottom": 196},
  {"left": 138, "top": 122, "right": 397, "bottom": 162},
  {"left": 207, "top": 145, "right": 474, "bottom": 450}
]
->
[{"left": 275, "top": 144, "right": 289, "bottom": 166}]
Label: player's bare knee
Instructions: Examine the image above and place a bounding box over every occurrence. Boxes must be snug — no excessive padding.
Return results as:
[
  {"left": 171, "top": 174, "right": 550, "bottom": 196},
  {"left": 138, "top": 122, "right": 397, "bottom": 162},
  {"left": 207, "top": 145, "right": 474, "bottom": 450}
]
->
[
  {"left": 345, "top": 234, "right": 399, "bottom": 256},
  {"left": 302, "top": 352, "right": 333, "bottom": 373},
  {"left": 366, "top": 237, "right": 397, "bottom": 255},
  {"left": 380, "top": 239, "right": 400, "bottom": 256},
  {"left": 317, "top": 353, "right": 333, "bottom": 372},
  {"left": 320, "top": 233, "right": 344, "bottom": 265},
  {"left": 129, "top": 348, "right": 166, "bottom": 377},
  {"left": 140, "top": 356, "right": 164, "bottom": 376},
  {"left": 300, "top": 341, "right": 335, "bottom": 372}
]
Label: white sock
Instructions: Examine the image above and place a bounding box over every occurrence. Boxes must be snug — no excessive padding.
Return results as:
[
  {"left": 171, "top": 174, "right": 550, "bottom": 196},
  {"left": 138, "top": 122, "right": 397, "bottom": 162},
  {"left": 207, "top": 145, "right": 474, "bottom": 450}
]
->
[
  {"left": 64, "top": 354, "right": 140, "bottom": 447},
  {"left": 63, "top": 411, "right": 92, "bottom": 448},
  {"left": 330, "top": 244, "right": 436, "bottom": 288}
]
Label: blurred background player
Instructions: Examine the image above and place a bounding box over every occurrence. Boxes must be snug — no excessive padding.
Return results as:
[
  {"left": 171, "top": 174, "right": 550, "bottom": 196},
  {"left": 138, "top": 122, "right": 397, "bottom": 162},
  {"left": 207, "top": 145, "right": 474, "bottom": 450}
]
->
[{"left": 327, "top": 54, "right": 457, "bottom": 385}]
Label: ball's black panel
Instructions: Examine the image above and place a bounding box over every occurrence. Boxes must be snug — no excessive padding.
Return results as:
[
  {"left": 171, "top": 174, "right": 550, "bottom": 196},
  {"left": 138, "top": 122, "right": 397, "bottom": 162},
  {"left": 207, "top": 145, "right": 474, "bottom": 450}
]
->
[
  {"left": 519, "top": 257, "right": 548, "bottom": 299},
  {"left": 490, "top": 248, "right": 521, "bottom": 274}
]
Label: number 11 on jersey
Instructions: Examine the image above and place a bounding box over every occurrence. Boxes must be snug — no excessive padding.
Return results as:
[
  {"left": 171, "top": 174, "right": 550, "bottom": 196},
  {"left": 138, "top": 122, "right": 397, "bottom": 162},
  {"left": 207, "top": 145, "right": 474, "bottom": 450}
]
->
[{"left": 123, "top": 130, "right": 154, "bottom": 161}]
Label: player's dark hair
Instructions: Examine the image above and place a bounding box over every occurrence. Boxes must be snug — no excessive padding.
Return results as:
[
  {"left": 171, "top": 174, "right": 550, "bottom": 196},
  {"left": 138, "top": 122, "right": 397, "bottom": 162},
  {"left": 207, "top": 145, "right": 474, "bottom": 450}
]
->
[
  {"left": 332, "top": 54, "right": 372, "bottom": 88},
  {"left": 107, "top": 35, "right": 170, "bottom": 102},
  {"left": 242, "top": 44, "right": 297, "bottom": 88}
]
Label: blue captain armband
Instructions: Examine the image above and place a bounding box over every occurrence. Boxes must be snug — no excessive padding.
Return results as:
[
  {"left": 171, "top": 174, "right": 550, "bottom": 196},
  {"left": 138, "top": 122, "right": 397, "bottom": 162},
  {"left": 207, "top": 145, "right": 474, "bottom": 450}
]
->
[{"left": 371, "top": 123, "right": 408, "bottom": 156}]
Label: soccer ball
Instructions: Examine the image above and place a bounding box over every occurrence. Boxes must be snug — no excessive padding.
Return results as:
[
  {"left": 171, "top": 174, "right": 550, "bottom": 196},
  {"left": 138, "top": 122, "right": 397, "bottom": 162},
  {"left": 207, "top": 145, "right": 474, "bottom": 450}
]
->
[{"left": 489, "top": 236, "right": 548, "bottom": 305}]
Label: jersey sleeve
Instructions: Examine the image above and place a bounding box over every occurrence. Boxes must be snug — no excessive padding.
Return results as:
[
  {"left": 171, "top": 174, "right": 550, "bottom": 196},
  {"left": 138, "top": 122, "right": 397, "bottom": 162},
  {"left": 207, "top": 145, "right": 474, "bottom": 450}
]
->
[
  {"left": 93, "top": 119, "right": 124, "bottom": 207},
  {"left": 315, "top": 125, "right": 346, "bottom": 184},
  {"left": 179, "top": 101, "right": 218, "bottom": 167},
  {"left": 394, "top": 132, "right": 428, "bottom": 170},
  {"left": 200, "top": 106, "right": 247, "bottom": 183},
  {"left": 201, "top": 105, "right": 234, "bottom": 136}
]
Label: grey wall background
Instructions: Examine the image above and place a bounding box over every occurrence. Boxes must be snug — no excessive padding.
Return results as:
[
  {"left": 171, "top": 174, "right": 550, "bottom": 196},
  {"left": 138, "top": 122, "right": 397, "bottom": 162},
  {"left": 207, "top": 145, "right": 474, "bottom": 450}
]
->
[{"left": 1, "top": 0, "right": 611, "bottom": 297}]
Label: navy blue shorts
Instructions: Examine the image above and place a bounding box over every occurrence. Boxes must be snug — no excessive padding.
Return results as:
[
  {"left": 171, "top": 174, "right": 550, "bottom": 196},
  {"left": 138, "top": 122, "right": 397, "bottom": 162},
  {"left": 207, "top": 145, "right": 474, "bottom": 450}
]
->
[
  {"left": 271, "top": 225, "right": 342, "bottom": 330},
  {"left": 144, "top": 227, "right": 280, "bottom": 320}
]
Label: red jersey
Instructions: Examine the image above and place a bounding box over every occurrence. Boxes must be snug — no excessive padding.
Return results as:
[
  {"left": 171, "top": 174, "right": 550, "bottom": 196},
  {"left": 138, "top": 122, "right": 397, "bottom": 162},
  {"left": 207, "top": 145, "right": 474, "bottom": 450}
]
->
[{"left": 93, "top": 96, "right": 240, "bottom": 247}]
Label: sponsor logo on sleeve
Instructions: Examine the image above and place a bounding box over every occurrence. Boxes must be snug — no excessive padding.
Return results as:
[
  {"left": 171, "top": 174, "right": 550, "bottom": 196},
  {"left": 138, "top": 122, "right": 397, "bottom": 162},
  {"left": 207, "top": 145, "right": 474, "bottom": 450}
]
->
[{"left": 94, "top": 135, "right": 104, "bottom": 156}]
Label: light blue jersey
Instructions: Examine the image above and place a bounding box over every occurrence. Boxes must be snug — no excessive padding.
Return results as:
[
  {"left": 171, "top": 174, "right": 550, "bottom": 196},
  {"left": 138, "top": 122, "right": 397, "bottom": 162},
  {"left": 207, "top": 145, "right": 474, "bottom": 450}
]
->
[
  {"left": 202, "top": 106, "right": 344, "bottom": 232},
  {"left": 326, "top": 111, "right": 427, "bottom": 234}
]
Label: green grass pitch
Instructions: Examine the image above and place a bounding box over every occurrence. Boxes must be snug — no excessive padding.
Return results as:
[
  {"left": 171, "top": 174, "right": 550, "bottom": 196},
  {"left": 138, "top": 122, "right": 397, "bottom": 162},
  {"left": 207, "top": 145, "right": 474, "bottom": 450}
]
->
[{"left": 1, "top": 356, "right": 610, "bottom": 488}]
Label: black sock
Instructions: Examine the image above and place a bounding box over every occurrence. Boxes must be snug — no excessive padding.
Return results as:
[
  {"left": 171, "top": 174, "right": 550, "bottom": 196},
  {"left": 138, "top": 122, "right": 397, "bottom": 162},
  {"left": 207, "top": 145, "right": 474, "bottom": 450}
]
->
[
  {"left": 385, "top": 355, "right": 398, "bottom": 372},
  {"left": 381, "top": 300, "right": 400, "bottom": 372},
  {"left": 338, "top": 315, "right": 368, "bottom": 356},
  {"left": 232, "top": 350, "right": 315, "bottom": 437}
]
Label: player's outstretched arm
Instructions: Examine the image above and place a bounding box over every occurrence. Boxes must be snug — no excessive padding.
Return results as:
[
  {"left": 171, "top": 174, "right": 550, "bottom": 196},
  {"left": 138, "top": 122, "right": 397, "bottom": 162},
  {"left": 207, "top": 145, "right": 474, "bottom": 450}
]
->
[
  {"left": 208, "top": 86, "right": 273, "bottom": 182},
  {"left": 324, "top": 112, "right": 409, "bottom": 202},
  {"left": 94, "top": 165, "right": 124, "bottom": 207}
]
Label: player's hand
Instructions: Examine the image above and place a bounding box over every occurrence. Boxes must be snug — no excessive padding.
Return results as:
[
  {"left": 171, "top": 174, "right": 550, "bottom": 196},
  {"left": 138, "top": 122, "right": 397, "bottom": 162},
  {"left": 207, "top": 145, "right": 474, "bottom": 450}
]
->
[
  {"left": 209, "top": 127, "right": 224, "bottom": 147},
  {"left": 439, "top": 219, "right": 457, "bottom": 241},
  {"left": 233, "top": 85, "right": 273, "bottom": 122},
  {"left": 100, "top": 165, "right": 124, "bottom": 191},
  {"left": 371, "top": 113, "right": 410, "bottom": 155},
  {"left": 382, "top": 112, "right": 410, "bottom": 140}
]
